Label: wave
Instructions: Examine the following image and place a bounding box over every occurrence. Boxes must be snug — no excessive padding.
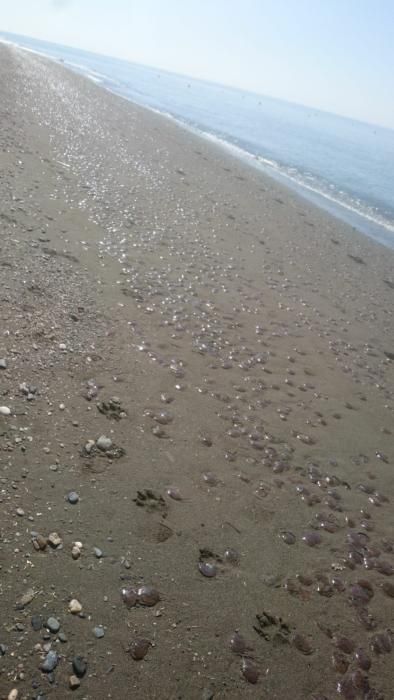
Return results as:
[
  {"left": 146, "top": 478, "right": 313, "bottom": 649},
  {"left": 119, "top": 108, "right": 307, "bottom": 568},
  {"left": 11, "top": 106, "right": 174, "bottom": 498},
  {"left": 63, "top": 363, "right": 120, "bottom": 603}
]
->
[
  {"left": 175, "top": 124, "right": 394, "bottom": 236},
  {"left": 147, "top": 112, "right": 394, "bottom": 235}
]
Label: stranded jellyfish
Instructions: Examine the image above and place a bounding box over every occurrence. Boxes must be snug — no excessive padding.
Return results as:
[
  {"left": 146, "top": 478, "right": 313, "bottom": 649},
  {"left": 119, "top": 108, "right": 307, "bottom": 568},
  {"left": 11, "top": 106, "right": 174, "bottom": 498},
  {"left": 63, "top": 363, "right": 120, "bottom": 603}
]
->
[
  {"left": 198, "top": 561, "right": 218, "bottom": 578},
  {"left": 241, "top": 658, "right": 259, "bottom": 684},
  {"left": 137, "top": 585, "right": 160, "bottom": 606},
  {"left": 121, "top": 587, "right": 138, "bottom": 608},
  {"left": 129, "top": 638, "right": 151, "bottom": 660}
]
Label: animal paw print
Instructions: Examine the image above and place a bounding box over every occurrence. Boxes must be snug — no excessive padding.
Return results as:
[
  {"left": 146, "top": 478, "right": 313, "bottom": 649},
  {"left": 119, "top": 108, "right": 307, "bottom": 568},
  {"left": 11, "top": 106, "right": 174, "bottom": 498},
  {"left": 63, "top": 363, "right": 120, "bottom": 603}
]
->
[
  {"left": 133, "top": 489, "right": 168, "bottom": 516},
  {"left": 253, "top": 611, "right": 291, "bottom": 645}
]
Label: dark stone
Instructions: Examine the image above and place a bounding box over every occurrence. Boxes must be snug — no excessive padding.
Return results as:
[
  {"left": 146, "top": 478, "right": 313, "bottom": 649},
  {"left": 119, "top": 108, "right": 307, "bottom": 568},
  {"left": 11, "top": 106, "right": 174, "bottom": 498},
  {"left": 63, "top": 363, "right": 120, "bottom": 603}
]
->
[
  {"left": 72, "top": 655, "right": 87, "bottom": 678},
  {"left": 41, "top": 650, "right": 58, "bottom": 672},
  {"left": 31, "top": 615, "right": 43, "bottom": 631}
]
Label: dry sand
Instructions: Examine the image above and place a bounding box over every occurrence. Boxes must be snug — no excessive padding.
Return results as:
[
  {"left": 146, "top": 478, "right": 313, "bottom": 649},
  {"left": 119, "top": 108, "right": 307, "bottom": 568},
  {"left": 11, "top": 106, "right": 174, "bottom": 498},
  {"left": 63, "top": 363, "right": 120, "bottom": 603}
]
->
[{"left": 0, "top": 44, "right": 393, "bottom": 700}]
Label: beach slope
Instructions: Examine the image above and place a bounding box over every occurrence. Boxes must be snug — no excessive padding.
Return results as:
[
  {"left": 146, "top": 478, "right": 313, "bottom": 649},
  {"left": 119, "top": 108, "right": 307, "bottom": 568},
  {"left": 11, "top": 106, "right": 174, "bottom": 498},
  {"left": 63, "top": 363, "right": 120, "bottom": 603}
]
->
[{"left": 0, "top": 44, "right": 393, "bottom": 699}]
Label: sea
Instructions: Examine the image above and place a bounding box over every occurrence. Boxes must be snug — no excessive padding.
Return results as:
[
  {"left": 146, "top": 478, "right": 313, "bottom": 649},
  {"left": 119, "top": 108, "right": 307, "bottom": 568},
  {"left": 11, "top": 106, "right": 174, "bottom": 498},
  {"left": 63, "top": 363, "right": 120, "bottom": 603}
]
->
[{"left": 1, "top": 30, "right": 394, "bottom": 249}]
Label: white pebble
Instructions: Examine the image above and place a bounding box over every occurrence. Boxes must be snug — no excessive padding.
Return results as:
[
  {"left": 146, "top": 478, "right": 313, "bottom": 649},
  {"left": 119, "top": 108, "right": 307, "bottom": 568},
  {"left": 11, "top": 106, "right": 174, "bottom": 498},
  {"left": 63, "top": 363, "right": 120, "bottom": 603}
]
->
[{"left": 69, "top": 599, "right": 82, "bottom": 614}]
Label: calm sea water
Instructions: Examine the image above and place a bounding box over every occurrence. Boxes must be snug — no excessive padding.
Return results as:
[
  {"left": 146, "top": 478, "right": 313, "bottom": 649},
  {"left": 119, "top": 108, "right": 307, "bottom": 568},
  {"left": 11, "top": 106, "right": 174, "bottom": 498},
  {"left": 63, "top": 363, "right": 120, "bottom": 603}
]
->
[{"left": 2, "top": 31, "right": 394, "bottom": 249}]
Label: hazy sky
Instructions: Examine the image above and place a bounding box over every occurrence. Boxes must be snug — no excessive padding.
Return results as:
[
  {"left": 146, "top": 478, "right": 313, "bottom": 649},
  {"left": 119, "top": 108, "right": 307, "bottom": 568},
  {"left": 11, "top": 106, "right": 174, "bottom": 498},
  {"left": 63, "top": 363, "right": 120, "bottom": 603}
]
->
[{"left": 1, "top": 0, "right": 393, "bottom": 128}]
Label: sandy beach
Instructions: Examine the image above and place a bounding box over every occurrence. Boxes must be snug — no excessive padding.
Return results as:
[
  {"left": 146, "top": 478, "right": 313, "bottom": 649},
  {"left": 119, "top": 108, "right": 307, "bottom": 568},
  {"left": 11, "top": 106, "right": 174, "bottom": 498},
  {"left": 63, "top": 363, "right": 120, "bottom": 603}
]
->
[{"left": 0, "top": 43, "right": 393, "bottom": 699}]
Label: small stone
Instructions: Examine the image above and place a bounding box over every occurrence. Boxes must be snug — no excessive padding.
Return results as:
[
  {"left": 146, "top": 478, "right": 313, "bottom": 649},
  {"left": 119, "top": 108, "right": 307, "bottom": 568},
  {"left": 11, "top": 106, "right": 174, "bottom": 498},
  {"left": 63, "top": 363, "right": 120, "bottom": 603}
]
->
[
  {"left": 16, "top": 588, "right": 35, "bottom": 609},
  {"left": 96, "top": 435, "right": 112, "bottom": 451},
  {"left": 67, "top": 491, "right": 79, "bottom": 505},
  {"left": 41, "top": 650, "right": 58, "bottom": 672},
  {"left": 93, "top": 626, "right": 105, "bottom": 638},
  {"left": 84, "top": 439, "right": 95, "bottom": 454},
  {"left": 58, "top": 631, "right": 67, "bottom": 643},
  {"left": 48, "top": 532, "right": 62, "bottom": 548},
  {"left": 0, "top": 406, "right": 11, "bottom": 416},
  {"left": 0, "top": 359, "right": 7, "bottom": 370},
  {"left": 8, "top": 690, "right": 18, "bottom": 700},
  {"left": 46, "top": 617, "right": 60, "bottom": 633},
  {"left": 33, "top": 534, "right": 47, "bottom": 551},
  {"left": 72, "top": 655, "right": 87, "bottom": 678},
  {"left": 16, "top": 508, "right": 25, "bottom": 517},
  {"left": 69, "top": 599, "right": 82, "bottom": 614},
  {"left": 93, "top": 547, "right": 103, "bottom": 558},
  {"left": 31, "top": 615, "right": 43, "bottom": 631},
  {"left": 69, "top": 675, "right": 80, "bottom": 690},
  {"left": 71, "top": 545, "right": 81, "bottom": 560},
  {"left": 0, "top": 644, "right": 7, "bottom": 656}
]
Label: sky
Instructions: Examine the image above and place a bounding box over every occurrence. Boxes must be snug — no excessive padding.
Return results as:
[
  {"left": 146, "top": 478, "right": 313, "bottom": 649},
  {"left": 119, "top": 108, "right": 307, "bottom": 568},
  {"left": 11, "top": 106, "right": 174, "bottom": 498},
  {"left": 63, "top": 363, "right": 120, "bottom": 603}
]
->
[{"left": 1, "top": 0, "right": 393, "bottom": 129}]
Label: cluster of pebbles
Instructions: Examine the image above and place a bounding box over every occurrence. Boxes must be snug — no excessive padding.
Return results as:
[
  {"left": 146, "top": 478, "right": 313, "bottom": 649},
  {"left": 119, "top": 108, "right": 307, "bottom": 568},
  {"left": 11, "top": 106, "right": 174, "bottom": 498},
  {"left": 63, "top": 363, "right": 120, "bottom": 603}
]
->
[{"left": 0, "top": 44, "right": 393, "bottom": 699}]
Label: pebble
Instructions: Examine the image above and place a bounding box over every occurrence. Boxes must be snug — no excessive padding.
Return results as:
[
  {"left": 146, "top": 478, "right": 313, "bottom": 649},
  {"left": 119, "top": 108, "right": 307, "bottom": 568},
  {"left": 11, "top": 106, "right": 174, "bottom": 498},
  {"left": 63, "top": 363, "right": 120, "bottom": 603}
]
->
[
  {"left": 7, "top": 691, "right": 18, "bottom": 700},
  {"left": 41, "top": 650, "right": 58, "bottom": 673},
  {"left": 16, "top": 508, "right": 25, "bottom": 517},
  {"left": 96, "top": 435, "right": 112, "bottom": 451},
  {"left": 93, "top": 626, "right": 105, "bottom": 638},
  {"left": 0, "top": 406, "right": 11, "bottom": 416},
  {"left": 72, "top": 655, "right": 87, "bottom": 678},
  {"left": 48, "top": 532, "right": 62, "bottom": 548},
  {"left": 46, "top": 617, "right": 60, "bottom": 633},
  {"left": 84, "top": 439, "right": 95, "bottom": 454},
  {"left": 67, "top": 491, "right": 79, "bottom": 505},
  {"left": 32, "top": 534, "right": 47, "bottom": 551},
  {"left": 71, "top": 544, "right": 82, "bottom": 560},
  {"left": 31, "top": 615, "right": 43, "bottom": 631},
  {"left": 0, "top": 359, "right": 7, "bottom": 370},
  {"left": 16, "top": 588, "right": 35, "bottom": 609},
  {"left": 93, "top": 547, "right": 103, "bottom": 558},
  {"left": 69, "top": 599, "right": 82, "bottom": 614},
  {"left": 69, "top": 675, "right": 80, "bottom": 690}
]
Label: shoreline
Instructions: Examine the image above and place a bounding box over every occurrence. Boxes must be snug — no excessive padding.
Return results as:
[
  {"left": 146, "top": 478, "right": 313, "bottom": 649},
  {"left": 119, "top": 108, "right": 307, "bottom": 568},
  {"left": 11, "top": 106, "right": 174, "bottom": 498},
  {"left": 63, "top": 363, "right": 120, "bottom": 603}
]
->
[
  {"left": 1, "top": 43, "right": 393, "bottom": 699},
  {"left": 1, "top": 33, "right": 394, "bottom": 250}
]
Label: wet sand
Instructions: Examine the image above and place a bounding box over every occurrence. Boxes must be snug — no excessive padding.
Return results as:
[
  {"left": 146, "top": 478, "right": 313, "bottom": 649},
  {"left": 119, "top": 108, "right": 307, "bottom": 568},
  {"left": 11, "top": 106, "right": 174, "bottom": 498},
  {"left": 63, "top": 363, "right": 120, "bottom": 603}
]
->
[{"left": 0, "top": 43, "right": 393, "bottom": 700}]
